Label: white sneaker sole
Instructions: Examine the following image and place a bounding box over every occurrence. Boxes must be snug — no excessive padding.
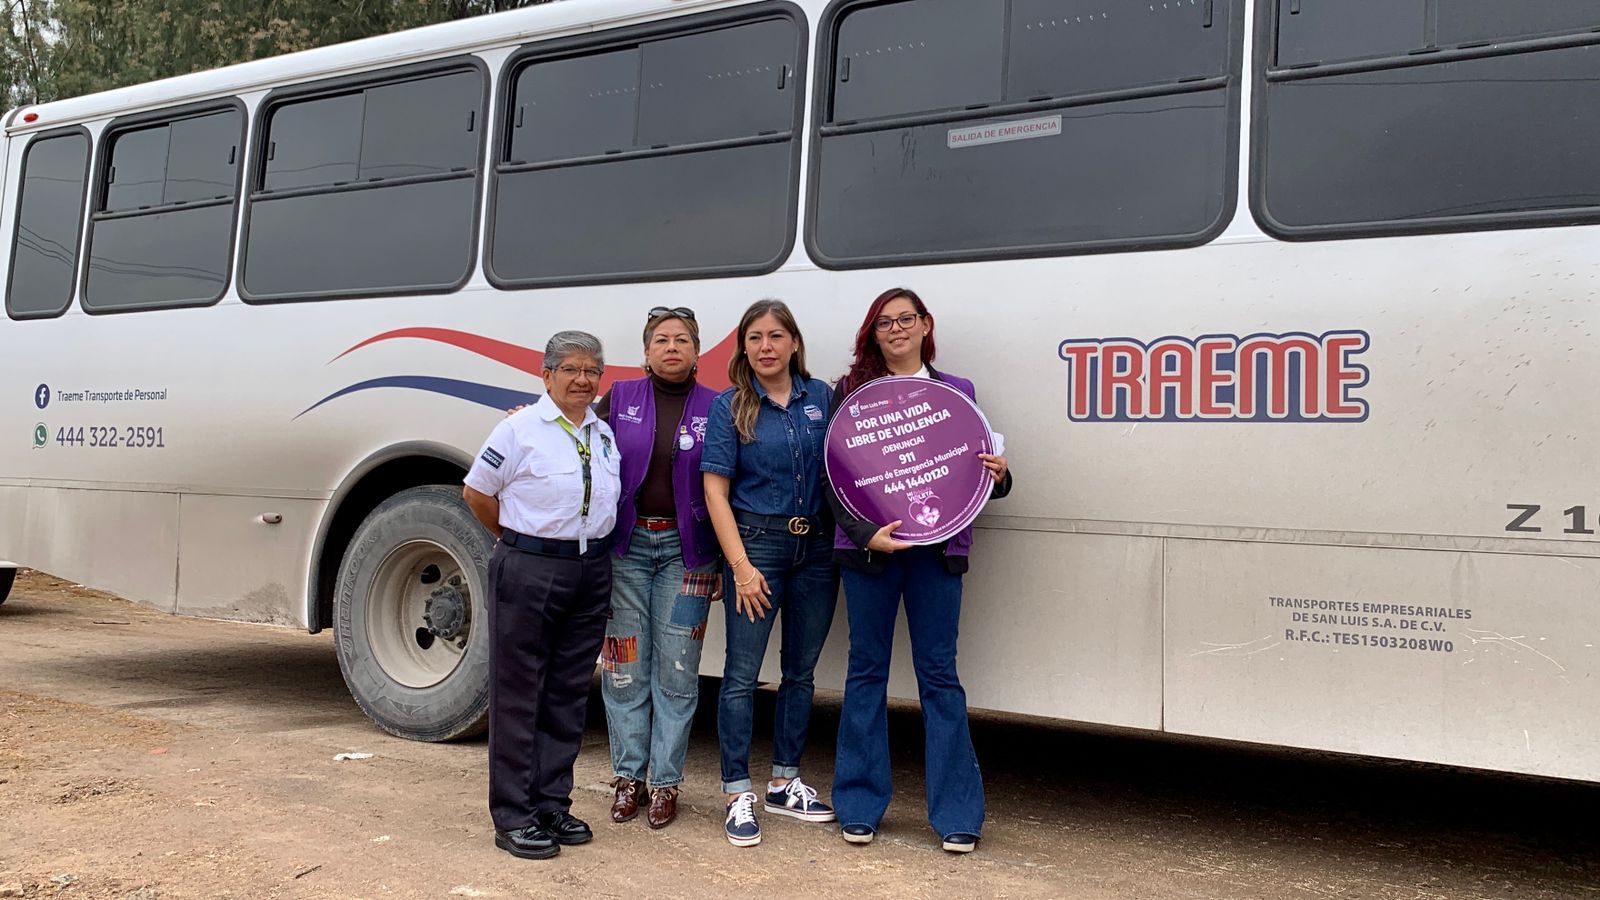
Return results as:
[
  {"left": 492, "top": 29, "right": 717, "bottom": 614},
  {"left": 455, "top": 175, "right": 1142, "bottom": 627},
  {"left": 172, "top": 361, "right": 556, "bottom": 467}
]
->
[
  {"left": 941, "top": 839, "right": 977, "bottom": 853},
  {"left": 764, "top": 803, "right": 837, "bottom": 823},
  {"left": 726, "top": 832, "right": 761, "bottom": 847},
  {"left": 842, "top": 830, "right": 875, "bottom": 844}
]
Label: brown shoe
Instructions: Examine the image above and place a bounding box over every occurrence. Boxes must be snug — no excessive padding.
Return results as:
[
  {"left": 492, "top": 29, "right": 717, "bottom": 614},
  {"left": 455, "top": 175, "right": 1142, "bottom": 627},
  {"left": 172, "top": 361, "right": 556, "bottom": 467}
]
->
[
  {"left": 646, "top": 786, "right": 678, "bottom": 829},
  {"left": 610, "top": 777, "right": 645, "bottom": 823}
]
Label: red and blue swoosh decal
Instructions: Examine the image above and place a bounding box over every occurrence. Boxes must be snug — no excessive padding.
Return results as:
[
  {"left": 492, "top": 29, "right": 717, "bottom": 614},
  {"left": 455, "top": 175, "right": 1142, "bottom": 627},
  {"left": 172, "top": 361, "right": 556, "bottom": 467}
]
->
[{"left": 297, "top": 326, "right": 737, "bottom": 418}]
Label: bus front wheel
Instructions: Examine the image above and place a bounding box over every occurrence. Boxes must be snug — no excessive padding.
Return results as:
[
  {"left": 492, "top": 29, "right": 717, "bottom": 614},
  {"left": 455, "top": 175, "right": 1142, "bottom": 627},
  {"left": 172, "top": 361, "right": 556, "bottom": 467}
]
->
[
  {"left": 0, "top": 568, "right": 14, "bottom": 605},
  {"left": 334, "top": 485, "right": 494, "bottom": 741}
]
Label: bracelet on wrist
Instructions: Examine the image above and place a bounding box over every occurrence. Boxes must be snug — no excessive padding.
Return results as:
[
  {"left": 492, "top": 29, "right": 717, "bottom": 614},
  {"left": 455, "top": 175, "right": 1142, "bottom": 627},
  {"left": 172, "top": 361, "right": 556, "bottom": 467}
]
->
[{"left": 734, "top": 570, "right": 758, "bottom": 587}]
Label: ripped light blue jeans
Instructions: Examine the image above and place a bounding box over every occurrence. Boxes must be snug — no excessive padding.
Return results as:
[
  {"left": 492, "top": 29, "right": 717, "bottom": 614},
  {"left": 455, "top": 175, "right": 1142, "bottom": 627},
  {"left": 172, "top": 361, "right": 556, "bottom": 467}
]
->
[{"left": 602, "top": 525, "right": 717, "bottom": 789}]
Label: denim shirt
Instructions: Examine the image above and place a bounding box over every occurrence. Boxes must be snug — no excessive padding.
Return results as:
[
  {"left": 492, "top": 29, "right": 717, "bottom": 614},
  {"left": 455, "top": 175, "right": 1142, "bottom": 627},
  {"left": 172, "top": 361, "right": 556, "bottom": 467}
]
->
[{"left": 700, "top": 376, "right": 834, "bottom": 518}]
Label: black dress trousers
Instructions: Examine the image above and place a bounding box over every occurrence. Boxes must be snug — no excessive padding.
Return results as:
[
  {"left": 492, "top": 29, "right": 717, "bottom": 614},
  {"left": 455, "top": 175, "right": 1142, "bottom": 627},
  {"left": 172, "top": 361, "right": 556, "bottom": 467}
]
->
[{"left": 487, "top": 541, "right": 613, "bottom": 830}]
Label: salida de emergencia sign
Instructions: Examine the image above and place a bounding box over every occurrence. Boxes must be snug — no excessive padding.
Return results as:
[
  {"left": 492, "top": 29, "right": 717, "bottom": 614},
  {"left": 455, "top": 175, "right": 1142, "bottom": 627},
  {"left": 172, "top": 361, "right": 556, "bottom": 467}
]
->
[{"left": 947, "top": 115, "right": 1062, "bottom": 149}]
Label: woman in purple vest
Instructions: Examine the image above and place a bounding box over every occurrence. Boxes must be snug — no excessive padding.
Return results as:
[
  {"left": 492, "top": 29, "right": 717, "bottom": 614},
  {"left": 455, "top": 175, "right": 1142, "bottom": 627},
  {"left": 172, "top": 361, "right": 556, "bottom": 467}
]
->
[
  {"left": 594, "top": 307, "right": 720, "bottom": 830},
  {"left": 827, "top": 287, "right": 1012, "bottom": 854}
]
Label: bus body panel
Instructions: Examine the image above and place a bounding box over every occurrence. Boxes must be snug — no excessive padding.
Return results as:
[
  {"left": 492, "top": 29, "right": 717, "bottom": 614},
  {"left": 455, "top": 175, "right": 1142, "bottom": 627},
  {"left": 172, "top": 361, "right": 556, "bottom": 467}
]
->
[
  {"left": 174, "top": 494, "right": 324, "bottom": 625},
  {"left": 2, "top": 0, "right": 1598, "bottom": 777},
  {"left": 1166, "top": 538, "right": 1600, "bottom": 781},
  {"left": 0, "top": 485, "right": 180, "bottom": 608}
]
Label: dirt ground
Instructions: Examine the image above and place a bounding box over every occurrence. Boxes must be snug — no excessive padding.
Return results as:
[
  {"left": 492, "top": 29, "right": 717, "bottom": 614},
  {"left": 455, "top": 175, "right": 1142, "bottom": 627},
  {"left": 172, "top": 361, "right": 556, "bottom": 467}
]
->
[{"left": 2, "top": 570, "right": 1598, "bottom": 899}]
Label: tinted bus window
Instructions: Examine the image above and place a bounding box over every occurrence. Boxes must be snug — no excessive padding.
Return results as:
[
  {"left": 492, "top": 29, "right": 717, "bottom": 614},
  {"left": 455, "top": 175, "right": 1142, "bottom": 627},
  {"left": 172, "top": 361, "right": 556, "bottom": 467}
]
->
[
  {"left": 1275, "top": 0, "right": 1425, "bottom": 68},
  {"left": 6, "top": 132, "right": 90, "bottom": 319},
  {"left": 359, "top": 71, "right": 482, "bottom": 179},
  {"left": 636, "top": 18, "right": 799, "bottom": 145},
  {"left": 509, "top": 49, "right": 641, "bottom": 164},
  {"left": 245, "top": 179, "right": 476, "bottom": 297},
  {"left": 830, "top": 0, "right": 1004, "bottom": 123},
  {"left": 85, "top": 108, "right": 242, "bottom": 313},
  {"left": 1438, "top": 1, "right": 1599, "bottom": 46},
  {"left": 105, "top": 125, "right": 170, "bottom": 212},
  {"left": 1008, "top": 0, "right": 1231, "bottom": 98},
  {"left": 812, "top": 0, "right": 1240, "bottom": 267},
  {"left": 490, "top": 12, "right": 803, "bottom": 287},
  {"left": 1257, "top": 12, "right": 1600, "bottom": 236},
  {"left": 244, "top": 64, "right": 486, "bottom": 302},
  {"left": 1275, "top": 1, "right": 1600, "bottom": 69},
  {"left": 263, "top": 93, "right": 363, "bottom": 191},
  {"left": 166, "top": 112, "right": 244, "bottom": 204},
  {"left": 493, "top": 143, "right": 791, "bottom": 282}
]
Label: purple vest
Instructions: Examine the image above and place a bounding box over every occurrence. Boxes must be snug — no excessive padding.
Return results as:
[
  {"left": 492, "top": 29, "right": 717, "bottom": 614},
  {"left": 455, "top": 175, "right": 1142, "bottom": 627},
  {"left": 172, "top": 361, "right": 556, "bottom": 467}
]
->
[
  {"left": 610, "top": 376, "right": 719, "bottom": 569},
  {"left": 834, "top": 370, "right": 979, "bottom": 561}
]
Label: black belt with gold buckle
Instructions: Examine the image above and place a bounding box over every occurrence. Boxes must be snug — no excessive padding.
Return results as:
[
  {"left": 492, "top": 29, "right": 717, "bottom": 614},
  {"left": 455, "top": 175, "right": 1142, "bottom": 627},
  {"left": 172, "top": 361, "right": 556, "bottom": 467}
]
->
[{"left": 733, "top": 511, "right": 822, "bottom": 537}]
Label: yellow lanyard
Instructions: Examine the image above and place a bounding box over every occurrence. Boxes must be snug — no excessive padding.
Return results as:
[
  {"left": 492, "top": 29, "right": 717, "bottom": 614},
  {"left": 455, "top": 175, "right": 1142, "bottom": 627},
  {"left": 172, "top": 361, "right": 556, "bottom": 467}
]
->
[{"left": 555, "top": 417, "right": 593, "bottom": 520}]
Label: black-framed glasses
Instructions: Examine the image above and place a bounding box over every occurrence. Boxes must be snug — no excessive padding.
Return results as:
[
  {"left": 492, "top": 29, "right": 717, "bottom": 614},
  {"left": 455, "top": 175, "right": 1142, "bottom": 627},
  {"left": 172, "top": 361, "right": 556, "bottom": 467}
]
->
[
  {"left": 551, "top": 364, "right": 603, "bottom": 380},
  {"left": 873, "top": 313, "right": 921, "bottom": 333},
  {"left": 648, "top": 306, "right": 696, "bottom": 321}
]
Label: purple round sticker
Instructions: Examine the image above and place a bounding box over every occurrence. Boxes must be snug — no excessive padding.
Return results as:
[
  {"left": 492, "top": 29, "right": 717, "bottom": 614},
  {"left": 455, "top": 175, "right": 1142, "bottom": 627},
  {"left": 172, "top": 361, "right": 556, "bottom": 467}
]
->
[{"left": 825, "top": 376, "right": 995, "bottom": 546}]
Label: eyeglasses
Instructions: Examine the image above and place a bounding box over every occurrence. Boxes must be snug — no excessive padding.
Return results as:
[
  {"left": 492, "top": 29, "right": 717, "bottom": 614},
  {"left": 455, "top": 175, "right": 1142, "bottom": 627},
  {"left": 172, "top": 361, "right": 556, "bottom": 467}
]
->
[
  {"left": 550, "top": 365, "right": 604, "bottom": 380},
  {"left": 648, "top": 306, "right": 696, "bottom": 321},
  {"left": 873, "top": 313, "right": 922, "bottom": 333}
]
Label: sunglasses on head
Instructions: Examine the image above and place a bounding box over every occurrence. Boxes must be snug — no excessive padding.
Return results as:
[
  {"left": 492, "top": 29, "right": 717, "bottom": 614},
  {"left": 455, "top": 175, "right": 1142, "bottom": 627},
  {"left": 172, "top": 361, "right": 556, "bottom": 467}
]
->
[{"left": 648, "top": 306, "right": 696, "bottom": 321}]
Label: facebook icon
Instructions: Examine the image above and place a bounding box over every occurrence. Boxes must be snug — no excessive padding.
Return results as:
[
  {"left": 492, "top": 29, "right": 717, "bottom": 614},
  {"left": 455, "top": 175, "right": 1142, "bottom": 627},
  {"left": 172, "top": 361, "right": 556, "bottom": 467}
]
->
[{"left": 35, "top": 383, "right": 49, "bottom": 410}]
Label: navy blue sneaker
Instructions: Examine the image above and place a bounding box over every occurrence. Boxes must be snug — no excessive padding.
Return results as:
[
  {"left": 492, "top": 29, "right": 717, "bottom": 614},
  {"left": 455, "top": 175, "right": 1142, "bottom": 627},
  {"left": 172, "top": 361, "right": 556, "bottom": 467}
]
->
[
  {"left": 942, "top": 832, "right": 978, "bottom": 853},
  {"left": 725, "top": 791, "right": 761, "bottom": 847},
  {"left": 764, "top": 777, "right": 836, "bottom": 823},
  {"left": 841, "top": 823, "right": 876, "bottom": 844}
]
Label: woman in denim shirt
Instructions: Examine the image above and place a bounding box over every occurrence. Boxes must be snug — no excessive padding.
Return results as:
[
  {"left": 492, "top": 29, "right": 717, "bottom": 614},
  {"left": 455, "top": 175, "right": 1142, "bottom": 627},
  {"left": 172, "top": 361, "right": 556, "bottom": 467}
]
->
[{"left": 701, "top": 299, "right": 837, "bottom": 847}]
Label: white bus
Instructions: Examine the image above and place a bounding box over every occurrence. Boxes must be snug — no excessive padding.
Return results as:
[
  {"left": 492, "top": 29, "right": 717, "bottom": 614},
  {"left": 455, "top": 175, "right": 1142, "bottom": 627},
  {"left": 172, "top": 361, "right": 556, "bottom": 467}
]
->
[{"left": 4, "top": 0, "right": 1599, "bottom": 780}]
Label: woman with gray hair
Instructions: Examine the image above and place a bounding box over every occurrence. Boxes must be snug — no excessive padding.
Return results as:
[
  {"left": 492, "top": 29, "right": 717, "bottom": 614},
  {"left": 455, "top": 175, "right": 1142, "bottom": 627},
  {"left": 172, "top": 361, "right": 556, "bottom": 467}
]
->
[{"left": 463, "top": 330, "right": 622, "bottom": 860}]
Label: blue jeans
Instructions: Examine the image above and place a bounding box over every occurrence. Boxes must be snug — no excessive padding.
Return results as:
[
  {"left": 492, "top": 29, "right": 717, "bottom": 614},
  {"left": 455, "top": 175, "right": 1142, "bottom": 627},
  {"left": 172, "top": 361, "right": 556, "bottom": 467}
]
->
[
  {"left": 717, "top": 525, "right": 836, "bottom": 794},
  {"left": 833, "top": 547, "right": 984, "bottom": 838},
  {"left": 602, "top": 526, "right": 717, "bottom": 788}
]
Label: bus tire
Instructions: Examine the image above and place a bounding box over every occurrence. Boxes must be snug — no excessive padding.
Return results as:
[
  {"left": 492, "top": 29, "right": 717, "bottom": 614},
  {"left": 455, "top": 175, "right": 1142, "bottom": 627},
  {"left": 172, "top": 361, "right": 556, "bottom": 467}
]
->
[
  {"left": 0, "top": 568, "right": 13, "bottom": 605},
  {"left": 334, "top": 485, "right": 494, "bottom": 741}
]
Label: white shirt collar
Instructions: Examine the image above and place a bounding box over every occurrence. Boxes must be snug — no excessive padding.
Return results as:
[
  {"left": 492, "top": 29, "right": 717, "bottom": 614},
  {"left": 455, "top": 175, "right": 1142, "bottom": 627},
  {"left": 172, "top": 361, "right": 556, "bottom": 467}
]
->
[{"left": 535, "top": 393, "right": 598, "bottom": 429}]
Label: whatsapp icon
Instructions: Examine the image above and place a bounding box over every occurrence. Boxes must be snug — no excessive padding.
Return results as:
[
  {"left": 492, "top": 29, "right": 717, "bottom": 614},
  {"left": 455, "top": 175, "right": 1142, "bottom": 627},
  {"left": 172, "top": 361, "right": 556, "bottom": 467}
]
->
[{"left": 33, "top": 423, "right": 47, "bottom": 448}]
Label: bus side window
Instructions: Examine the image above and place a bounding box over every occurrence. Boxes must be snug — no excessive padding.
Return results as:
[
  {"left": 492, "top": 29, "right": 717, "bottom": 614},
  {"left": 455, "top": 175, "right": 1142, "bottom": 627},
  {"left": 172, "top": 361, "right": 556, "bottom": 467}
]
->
[
  {"left": 809, "top": 0, "right": 1240, "bottom": 267},
  {"left": 828, "top": 0, "right": 1004, "bottom": 125},
  {"left": 1256, "top": 2, "right": 1600, "bottom": 237},
  {"left": 6, "top": 130, "right": 90, "bottom": 320},
  {"left": 241, "top": 64, "right": 486, "bottom": 302},
  {"left": 487, "top": 10, "right": 804, "bottom": 288},
  {"left": 82, "top": 106, "right": 243, "bottom": 314},
  {"left": 1275, "top": 0, "right": 1426, "bottom": 68}
]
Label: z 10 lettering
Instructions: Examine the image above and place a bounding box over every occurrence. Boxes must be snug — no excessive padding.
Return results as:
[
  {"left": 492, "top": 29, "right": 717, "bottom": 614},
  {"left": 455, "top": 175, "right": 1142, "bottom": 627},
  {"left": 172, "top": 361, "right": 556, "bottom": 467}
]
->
[{"left": 1504, "top": 503, "right": 1595, "bottom": 535}]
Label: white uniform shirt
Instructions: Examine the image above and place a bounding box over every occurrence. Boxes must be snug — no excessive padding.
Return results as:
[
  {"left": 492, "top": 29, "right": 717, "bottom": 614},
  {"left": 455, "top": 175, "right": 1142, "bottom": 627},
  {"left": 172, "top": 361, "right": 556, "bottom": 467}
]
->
[{"left": 464, "top": 395, "right": 621, "bottom": 541}]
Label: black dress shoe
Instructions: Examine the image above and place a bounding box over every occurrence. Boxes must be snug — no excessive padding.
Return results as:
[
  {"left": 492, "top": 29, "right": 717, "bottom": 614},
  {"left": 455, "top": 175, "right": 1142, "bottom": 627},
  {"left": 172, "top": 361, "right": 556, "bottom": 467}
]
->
[
  {"left": 494, "top": 825, "right": 559, "bottom": 860},
  {"left": 538, "top": 810, "right": 594, "bottom": 846}
]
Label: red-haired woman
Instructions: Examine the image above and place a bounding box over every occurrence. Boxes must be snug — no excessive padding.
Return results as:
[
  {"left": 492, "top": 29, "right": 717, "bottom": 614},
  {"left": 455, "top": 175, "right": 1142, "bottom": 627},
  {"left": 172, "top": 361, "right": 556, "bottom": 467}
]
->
[{"left": 827, "top": 288, "right": 1012, "bottom": 854}]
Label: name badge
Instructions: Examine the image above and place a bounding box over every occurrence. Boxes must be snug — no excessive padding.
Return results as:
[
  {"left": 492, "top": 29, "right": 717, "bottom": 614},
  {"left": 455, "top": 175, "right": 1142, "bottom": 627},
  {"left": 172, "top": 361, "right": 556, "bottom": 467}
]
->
[{"left": 678, "top": 432, "right": 695, "bottom": 452}]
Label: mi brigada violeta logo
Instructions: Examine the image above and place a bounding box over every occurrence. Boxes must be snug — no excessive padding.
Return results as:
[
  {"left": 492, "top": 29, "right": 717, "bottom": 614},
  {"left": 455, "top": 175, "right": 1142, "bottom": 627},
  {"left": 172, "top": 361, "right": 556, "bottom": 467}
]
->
[{"left": 1057, "top": 331, "right": 1370, "bottom": 423}]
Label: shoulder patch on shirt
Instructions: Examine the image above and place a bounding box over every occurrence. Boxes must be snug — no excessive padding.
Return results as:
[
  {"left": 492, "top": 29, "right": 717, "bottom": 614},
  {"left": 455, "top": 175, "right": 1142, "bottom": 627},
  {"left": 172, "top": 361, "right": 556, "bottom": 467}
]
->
[
  {"left": 804, "top": 404, "right": 824, "bottom": 422},
  {"left": 480, "top": 447, "right": 506, "bottom": 469}
]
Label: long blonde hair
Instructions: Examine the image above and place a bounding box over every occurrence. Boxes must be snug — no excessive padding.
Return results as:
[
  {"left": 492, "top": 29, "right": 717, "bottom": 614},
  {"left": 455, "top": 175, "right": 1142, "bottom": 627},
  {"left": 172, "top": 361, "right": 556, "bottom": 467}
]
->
[{"left": 728, "top": 299, "right": 810, "bottom": 443}]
